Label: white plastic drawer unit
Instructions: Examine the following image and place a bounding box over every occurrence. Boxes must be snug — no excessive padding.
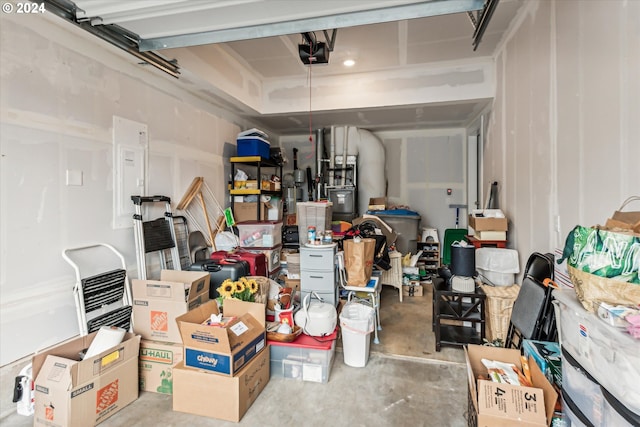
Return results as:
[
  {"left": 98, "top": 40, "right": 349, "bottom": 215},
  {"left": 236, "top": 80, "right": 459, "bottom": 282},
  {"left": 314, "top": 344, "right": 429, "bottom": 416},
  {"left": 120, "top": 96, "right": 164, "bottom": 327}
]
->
[
  {"left": 300, "top": 245, "right": 335, "bottom": 271},
  {"left": 300, "top": 271, "right": 335, "bottom": 292},
  {"left": 553, "top": 289, "right": 640, "bottom": 416}
]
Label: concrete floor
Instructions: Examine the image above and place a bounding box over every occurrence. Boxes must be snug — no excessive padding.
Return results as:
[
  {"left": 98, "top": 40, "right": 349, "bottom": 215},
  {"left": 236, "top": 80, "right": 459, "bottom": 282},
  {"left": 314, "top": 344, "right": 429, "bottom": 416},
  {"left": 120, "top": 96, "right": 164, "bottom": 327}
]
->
[{"left": 2, "top": 284, "right": 470, "bottom": 426}]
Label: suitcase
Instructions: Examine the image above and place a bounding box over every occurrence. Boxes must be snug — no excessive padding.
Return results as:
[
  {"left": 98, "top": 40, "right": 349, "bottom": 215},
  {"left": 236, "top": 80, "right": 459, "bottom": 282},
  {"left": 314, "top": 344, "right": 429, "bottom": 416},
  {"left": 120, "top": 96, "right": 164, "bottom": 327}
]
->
[
  {"left": 210, "top": 250, "right": 267, "bottom": 277},
  {"left": 188, "top": 259, "right": 250, "bottom": 299}
]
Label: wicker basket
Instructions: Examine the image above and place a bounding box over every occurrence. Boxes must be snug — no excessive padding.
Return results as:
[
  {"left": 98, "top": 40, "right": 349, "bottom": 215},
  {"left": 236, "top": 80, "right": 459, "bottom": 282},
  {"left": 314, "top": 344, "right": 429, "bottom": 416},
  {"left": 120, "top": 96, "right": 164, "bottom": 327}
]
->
[{"left": 480, "top": 284, "right": 520, "bottom": 342}]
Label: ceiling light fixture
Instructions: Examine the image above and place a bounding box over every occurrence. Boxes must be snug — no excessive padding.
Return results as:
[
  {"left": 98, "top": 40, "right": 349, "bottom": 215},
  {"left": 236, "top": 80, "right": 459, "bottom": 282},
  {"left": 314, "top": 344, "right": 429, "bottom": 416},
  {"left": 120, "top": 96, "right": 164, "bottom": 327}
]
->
[{"left": 343, "top": 59, "right": 355, "bottom": 67}]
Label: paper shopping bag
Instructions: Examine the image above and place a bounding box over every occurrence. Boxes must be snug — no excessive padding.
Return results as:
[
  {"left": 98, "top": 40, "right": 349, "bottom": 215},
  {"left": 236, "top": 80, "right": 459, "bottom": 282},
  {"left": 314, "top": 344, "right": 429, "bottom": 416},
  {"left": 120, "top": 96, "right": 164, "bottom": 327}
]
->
[{"left": 344, "top": 238, "right": 376, "bottom": 286}]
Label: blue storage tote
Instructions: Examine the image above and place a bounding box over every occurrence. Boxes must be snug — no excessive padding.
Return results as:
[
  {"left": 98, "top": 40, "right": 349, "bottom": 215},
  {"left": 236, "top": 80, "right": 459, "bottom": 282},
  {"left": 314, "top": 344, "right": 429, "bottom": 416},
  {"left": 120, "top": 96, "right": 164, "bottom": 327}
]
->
[{"left": 237, "top": 136, "right": 270, "bottom": 159}]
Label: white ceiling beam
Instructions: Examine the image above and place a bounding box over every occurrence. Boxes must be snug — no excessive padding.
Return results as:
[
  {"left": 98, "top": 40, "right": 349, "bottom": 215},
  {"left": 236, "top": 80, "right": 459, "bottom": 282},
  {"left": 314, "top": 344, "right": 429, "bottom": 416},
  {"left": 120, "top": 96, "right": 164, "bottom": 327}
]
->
[{"left": 138, "top": 0, "right": 484, "bottom": 51}]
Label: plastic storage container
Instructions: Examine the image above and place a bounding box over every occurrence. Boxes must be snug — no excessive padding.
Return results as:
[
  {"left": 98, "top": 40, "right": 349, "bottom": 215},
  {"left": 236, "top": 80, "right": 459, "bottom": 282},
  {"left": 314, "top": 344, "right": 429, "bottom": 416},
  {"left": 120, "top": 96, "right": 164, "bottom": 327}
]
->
[
  {"left": 476, "top": 247, "right": 520, "bottom": 286},
  {"left": 236, "top": 221, "right": 283, "bottom": 248},
  {"left": 553, "top": 289, "right": 640, "bottom": 415},
  {"left": 562, "top": 347, "right": 605, "bottom": 425},
  {"left": 339, "top": 302, "right": 375, "bottom": 367},
  {"left": 371, "top": 210, "right": 421, "bottom": 255},
  {"left": 268, "top": 329, "right": 337, "bottom": 383},
  {"left": 602, "top": 387, "right": 640, "bottom": 427},
  {"left": 563, "top": 394, "right": 590, "bottom": 427},
  {"left": 297, "top": 202, "right": 333, "bottom": 245},
  {"left": 237, "top": 136, "right": 270, "bottom": 159}
]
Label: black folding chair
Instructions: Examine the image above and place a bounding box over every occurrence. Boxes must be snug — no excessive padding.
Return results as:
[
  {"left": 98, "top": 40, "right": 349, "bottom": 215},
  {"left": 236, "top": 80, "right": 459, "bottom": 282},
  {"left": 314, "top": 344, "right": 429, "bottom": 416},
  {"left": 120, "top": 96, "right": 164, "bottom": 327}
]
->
[
  {"left": 524, "top": 252, "right": 557, "bottom": 342},
  {"left": 504, "top": 252, "right": 559, "bottom": 349}
]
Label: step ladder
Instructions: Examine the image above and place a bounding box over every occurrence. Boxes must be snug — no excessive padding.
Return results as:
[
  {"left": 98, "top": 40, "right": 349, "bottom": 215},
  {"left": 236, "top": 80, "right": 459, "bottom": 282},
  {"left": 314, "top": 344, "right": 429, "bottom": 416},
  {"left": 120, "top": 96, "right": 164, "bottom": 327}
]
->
[
  {"left": 62, "top": 243, "right": 132, "bottom": 335},
  {"left": 132, "top": 195, "right": 182, "bottom": 280}
]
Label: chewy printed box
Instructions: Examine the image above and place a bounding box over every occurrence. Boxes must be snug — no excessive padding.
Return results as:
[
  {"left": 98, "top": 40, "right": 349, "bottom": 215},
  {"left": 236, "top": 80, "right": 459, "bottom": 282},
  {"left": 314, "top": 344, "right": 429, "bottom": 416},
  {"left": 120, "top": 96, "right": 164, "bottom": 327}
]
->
[
  {"left": 32, "top": 332, "right": 140, "bottom": 427},
  {"left": 139, "top": 339, "right": 183, "bottom": 395},
  {"left": 132, "top": 270, "right": 210, "bottom": 343},
  {"left": 465, "top": 344, "right": 557, "bottom": 427},
  {"left": 176, "top": 299, "right": 266, "bottom": 376}
]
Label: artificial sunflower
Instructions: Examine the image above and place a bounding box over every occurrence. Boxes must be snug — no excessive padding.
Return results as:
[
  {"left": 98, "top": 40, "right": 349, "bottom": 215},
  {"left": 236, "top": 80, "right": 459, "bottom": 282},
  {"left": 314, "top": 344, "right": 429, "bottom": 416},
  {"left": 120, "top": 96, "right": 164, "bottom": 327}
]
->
[
  {"left": 217, "top": 280, "right": 235, "bottom": 298},
  {"left": 215, "top": 276, "right": 257, "bottom": 307},
  {"left": 234, "top": 281, "right": 246, "bottom": 294},
  {"left": 247, "top": 279, "right": 259, "bottom": 294}
]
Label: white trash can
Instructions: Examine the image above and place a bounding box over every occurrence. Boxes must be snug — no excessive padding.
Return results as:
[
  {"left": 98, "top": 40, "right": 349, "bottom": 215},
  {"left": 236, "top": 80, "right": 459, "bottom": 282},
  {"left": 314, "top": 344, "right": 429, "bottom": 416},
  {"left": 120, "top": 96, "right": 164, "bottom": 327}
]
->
[
  {"left": 340, "top": 302, "right": 375, "bottom": 367},
  {"left": 476, "top": 248, "right": 520, "bottom": 286}
]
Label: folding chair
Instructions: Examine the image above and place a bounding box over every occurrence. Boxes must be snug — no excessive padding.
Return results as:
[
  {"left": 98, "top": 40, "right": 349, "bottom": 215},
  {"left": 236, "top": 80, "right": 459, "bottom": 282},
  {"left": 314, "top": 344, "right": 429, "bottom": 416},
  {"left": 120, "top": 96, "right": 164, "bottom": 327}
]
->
[
  {"left": 524, "top": 252, "right": 557, "bottom": 342},
  {"left": 504, "top": 276, "right": 557, "bottom": 348}
]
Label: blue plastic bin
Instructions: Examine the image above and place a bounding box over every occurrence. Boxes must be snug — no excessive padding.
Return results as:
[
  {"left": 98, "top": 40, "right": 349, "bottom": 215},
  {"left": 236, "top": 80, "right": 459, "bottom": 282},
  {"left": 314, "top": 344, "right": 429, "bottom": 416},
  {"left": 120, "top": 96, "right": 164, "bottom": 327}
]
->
[{"left": 237, "top": 137, "right": 270, "bottom": 159}]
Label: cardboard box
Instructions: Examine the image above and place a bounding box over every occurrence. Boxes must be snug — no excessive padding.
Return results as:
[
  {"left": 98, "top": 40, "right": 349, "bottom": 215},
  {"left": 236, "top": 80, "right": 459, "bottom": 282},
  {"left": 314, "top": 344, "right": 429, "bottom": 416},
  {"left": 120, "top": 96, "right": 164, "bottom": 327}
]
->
[
  {"left": 402, "top": 283, "right": 423, "bottom": 297},
  {"left": 368, "top": 197, "right": 387, "bottom": 211},
  {"left": 284, "top": 277, "right": 301, "bottom": 292},
  {"left": 465, "top": 344, "right": 557, "bottom": 427},
  {"left": 132, "top": 270, "right": 210, "bottom": 343},
  {"left": 473, "top": 230, "right": 507, "bottom": 240},
  {"left": 139, "top": 339, "right": 183, "bottom": 395},
  {"left": 172, "top": 345, "right": 270, "bottom": 422},
  {"left": 176, "top": 299, "right": 266, "bottom": 376},
  {"left": 33, "top": 332, "right": 140, "bottom": 427},
  {"left": 234, "top": 202, "right": 268, "bottom": 222},
  {"left": 468, "top": 214, "right": 508, "bottom": 231}
]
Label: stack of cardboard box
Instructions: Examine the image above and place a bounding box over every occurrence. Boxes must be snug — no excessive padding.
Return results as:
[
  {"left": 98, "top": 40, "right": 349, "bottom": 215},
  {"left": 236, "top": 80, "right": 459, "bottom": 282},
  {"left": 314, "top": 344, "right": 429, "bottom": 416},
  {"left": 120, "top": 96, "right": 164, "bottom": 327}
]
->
[
  {"left": 131, "top": 270, "right": 211, "bottom": 396},
  {"left": 468, "top": 209, "right": 509, "bottom": 241},
  {"left": 172, "top": 299, "right": 269, "bottom": 422}
]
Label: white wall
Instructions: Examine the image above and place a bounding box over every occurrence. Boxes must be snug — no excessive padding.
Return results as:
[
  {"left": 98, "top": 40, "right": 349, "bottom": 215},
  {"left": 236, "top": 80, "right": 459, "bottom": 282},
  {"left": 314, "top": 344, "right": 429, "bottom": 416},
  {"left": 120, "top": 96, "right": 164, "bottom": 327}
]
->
[
  {"left": 0, "top": 12, "right": 262, "bottom": 366},
  {"left": 376, "top": 129, "right": 470, "bottom": 243},
  {"left": 485, "top": 0, "right": 640, "bottom": 272}
]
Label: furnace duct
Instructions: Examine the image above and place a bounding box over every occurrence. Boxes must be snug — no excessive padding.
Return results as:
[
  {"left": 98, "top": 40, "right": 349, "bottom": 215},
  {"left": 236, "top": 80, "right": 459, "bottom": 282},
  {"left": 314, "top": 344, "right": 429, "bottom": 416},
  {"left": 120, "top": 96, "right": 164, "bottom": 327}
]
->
[{"left": 328, "top": 126, "right": 386, "bottom": 215}]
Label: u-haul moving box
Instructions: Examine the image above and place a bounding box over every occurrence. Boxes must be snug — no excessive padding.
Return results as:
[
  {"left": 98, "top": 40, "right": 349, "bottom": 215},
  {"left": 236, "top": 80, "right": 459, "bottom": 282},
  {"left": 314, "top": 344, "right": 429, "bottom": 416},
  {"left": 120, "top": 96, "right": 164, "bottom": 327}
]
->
[
  {"left": 172, "top": 345, "right": 270, "bottom": 422},
  {"left": 465, "top": 344, "right": 557, "bottom": 427},
  {"left": 139, "top": 339, "right": 183, "bottom": 394},
  {"left": 132, "top": 270, "right": 210, "bottom": 343},
  {"left": 176, "top": 299, "right": 266, "bottom": 376},
  {"left": 32, "top": 332, "right": 140, "bottom": 427}
]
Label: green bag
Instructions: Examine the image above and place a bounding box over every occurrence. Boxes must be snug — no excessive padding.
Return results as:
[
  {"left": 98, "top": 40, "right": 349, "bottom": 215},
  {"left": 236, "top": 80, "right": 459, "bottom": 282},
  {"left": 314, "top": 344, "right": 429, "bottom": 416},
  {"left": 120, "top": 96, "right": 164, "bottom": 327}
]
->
[{"left": 559, "top": 225, "right": 639, "bottom": 284}]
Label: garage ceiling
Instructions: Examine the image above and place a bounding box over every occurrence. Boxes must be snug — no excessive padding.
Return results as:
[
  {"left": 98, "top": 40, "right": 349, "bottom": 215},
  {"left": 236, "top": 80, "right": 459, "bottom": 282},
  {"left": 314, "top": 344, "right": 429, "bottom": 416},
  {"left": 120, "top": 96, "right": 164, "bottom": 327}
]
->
[{"left": 47, "top": 0, "right": 523, "bottom": 134}]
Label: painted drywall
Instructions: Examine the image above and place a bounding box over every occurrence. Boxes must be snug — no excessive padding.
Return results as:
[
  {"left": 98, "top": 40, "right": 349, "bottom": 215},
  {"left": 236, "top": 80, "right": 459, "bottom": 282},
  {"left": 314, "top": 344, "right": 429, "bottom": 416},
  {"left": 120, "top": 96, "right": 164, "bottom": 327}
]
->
[
  {"left": 0, "top": 12, "right": 263, "bottom": 367},
  {"left": 485, "top": 0, "right": 640, "bottom": 272},
  {"left": 262, "top": 59, "right": 495, "bottom": 115}
]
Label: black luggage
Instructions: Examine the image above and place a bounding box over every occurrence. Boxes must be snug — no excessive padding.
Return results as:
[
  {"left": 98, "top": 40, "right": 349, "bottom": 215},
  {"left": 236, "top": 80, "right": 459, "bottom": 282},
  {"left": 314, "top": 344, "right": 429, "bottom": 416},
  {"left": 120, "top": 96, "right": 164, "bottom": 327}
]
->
[{"left": 188, "top": 259, "right": 250, "bottom": 299}]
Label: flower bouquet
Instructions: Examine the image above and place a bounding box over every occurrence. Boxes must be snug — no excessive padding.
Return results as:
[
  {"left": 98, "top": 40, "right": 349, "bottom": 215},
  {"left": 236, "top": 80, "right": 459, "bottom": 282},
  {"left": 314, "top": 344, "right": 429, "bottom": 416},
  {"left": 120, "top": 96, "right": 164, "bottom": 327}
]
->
[{"left": 216, "top": 277, "right": 260, "bottom": 307}]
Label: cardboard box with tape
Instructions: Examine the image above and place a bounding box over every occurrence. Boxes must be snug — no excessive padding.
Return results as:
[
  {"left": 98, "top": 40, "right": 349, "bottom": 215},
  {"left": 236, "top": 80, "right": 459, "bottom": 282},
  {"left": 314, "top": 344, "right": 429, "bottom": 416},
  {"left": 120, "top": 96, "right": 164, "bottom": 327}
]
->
[
  {"left": 131, "top": 270, "right": 210, "bottom": 343},
  {"left": 175, "top": 299, "right": 266, "bottom": 376},
  {"left": 465, "top": 344, "right": 557, "bottom": 427},
  {"left": 32, "top": 332, "right": 140, "bottom": 427}
]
